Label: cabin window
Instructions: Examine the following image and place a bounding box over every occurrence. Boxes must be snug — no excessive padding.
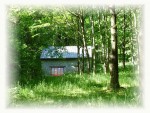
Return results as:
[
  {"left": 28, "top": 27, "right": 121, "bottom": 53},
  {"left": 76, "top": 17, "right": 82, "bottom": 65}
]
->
[{"left": 51, "top": 67, "right": 64, "bottom": 76}]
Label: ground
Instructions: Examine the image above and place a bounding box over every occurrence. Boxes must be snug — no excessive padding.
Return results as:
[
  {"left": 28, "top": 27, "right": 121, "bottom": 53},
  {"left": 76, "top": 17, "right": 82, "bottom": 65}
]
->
[{"left": 9, "top": 65, "right": 141, "bottom": 107}]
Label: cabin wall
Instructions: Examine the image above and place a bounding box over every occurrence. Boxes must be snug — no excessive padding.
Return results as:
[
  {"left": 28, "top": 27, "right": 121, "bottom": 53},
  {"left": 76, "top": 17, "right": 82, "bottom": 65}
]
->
[{"left": 41, "top": 59, "right": 78, "bottom": 76}]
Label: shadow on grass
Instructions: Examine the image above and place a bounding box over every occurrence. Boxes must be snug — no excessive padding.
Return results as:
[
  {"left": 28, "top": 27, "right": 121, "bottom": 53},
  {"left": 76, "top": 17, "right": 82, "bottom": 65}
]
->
[
  {"left": 29, "top": 77, "right": 140, "bottom": 106},
  {"left": 32, "top": 85, "right": 140, "bottom": 106}
]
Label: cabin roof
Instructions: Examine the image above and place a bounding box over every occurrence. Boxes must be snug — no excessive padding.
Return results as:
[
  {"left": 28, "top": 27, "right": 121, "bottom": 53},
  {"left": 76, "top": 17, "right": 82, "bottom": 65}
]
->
[{"left": 40, "top": 46, "right": 92, "bottom": 59}]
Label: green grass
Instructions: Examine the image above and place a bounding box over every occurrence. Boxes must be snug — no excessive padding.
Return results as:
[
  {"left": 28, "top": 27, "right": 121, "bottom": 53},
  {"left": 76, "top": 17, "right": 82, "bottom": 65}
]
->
[{"left": 9, "top": 65, "right": 141, "bottom": 107}]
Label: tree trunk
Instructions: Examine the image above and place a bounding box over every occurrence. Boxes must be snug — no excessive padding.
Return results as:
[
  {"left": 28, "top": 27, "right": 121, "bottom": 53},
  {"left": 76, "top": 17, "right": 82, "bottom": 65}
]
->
[
  {"left": 91, "top": 14, "right": 96, "bottom": 75},
  {"left": 98, "top": 13, "right": 102, "bottom": 64},
  {"left": 77, "top": 18, "right": 81, "bottom": 75},
  {"left": 109, "top": 6, "right": 120, "bottom": 90},
  {"left": 122, "top": 9, "right": 126, "bottom": 69},
  {"left": 130, "top": 10, "right": 135, "bottom": 67},
  {"left": 80, "top": 10, "right": 91, "bottom": 73},
  {"left": 105, "top": 12, "right": 110, "bottom": 73},
  {"left": 103, "top": 12, "right": 109, "bottom": 74}
]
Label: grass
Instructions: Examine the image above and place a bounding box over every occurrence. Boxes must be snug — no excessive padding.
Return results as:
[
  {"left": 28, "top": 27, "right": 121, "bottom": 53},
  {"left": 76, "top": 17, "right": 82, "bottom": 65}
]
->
[{"left": 8, "top": 64, "right": 141, "bottom": 107}]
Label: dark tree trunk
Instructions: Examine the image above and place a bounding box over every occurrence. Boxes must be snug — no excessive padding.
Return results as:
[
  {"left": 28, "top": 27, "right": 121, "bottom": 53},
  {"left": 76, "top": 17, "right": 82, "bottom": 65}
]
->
[
  {"left": 109, "top": 6, "right": 120, "bottom": 90},
  {"left": 122, "top": 9, "right": 126, "bottom": 69},
  {"left": 77, "top": 18, "right": 81, "bottom": 75}
]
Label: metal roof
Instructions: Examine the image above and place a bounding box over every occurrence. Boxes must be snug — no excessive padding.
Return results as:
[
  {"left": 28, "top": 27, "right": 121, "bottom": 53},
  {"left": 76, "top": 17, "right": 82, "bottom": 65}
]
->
[{"left": 40, "top": 46, "right": 92, "bottom": 59}]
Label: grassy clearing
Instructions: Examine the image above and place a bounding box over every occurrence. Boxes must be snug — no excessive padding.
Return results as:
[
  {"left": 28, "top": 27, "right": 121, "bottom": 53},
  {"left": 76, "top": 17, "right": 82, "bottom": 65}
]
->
[{"left": 9, "top": 65, "right": 141, "bottom": 107}]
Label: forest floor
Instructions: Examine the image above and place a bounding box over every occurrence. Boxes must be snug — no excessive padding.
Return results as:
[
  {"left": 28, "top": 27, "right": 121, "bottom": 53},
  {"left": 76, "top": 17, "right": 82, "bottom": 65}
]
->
[{"left": 9, "top": 65, "right": 142, "bottom": 108}]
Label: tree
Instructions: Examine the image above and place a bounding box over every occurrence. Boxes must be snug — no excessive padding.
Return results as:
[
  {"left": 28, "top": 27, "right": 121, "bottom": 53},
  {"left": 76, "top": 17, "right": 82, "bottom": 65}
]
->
[
  {"left": 80, "top": 9, "right": 91, "bottom": 73},
  {"left": 77, "top": 17, "right": 82, "bottom": 75},
  {"left": 109, "top": 6, "right": 120, "bottom": 89},
  {"left": 90, "top": 12, "right": 96, "bottom": 75},
  {"left": 122, "top": 8, "right": 126, "bottom": 69}
]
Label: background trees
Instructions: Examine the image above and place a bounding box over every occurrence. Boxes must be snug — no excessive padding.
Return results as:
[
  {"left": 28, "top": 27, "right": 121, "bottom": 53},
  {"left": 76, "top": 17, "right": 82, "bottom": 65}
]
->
[{"left": 8, "top": 6, "right": 141, "bottom": 89}]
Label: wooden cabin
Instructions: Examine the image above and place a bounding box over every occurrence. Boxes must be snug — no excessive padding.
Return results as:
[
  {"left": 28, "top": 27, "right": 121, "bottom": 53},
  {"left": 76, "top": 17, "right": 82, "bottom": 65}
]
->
[{"left": 40, "top": 46, "right": 92, "bottom": 76}]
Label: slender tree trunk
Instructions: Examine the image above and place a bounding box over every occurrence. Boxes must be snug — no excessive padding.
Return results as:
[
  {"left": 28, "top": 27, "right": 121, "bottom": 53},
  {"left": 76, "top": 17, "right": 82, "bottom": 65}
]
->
[
  {"left": 80, "top": 14, "right": 85, "bottom": 73},
  {"left": 98, "top": 11, "right": 104, "bottom": 66},
  {"left": 91, "top": 14, "right": 96, "bottom": 75},
  {"left": 130, "top": 10, "right": 135, "bottom": 67},
  {"left": 107, "top": 39, "right": 110, "bottom": 72},
  {"left": 77, "top": 18, "right": 81, "bottom": 75},
  {"left": 109, "top": 6, "right": 120, "bottom": 89},
  {"left": 105, "top": 12, "right": 110, "bottom": 73},
  {"left": 80, "top": 11, "right": 90, "bottom": 73},
  {"left": 82, "top": 45, "right": 85, "bottom": 73},
  {"left": 103, "top": 13, "right": 108, "bottom": 74},
  {"left": 133, "top": 10, "right": 140, "bottom": 72},
  {"left": 122, "top": 9, "right": 126, "bottom": 69}
]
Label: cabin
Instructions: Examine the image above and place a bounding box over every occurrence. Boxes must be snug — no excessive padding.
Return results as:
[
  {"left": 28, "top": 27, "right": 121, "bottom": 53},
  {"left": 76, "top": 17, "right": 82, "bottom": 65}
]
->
[{"left": 40, "top": 46, "right": 92, "bottom": 76}]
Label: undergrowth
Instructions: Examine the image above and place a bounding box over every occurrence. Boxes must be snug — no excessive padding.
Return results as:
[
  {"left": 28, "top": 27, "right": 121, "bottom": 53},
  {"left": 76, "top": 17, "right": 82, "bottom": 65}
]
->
[{"left": 8, "top": 65, "right": 141, "bottom": 107}]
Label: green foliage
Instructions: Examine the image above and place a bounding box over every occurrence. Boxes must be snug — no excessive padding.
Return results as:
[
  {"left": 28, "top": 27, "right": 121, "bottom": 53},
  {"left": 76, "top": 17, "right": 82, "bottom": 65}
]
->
[
  {"left": 7, "top": 6, "right": 141, "bottom": 107},
  {"left": 9, "top": 65, "right": 141, "bottom": 107}
]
